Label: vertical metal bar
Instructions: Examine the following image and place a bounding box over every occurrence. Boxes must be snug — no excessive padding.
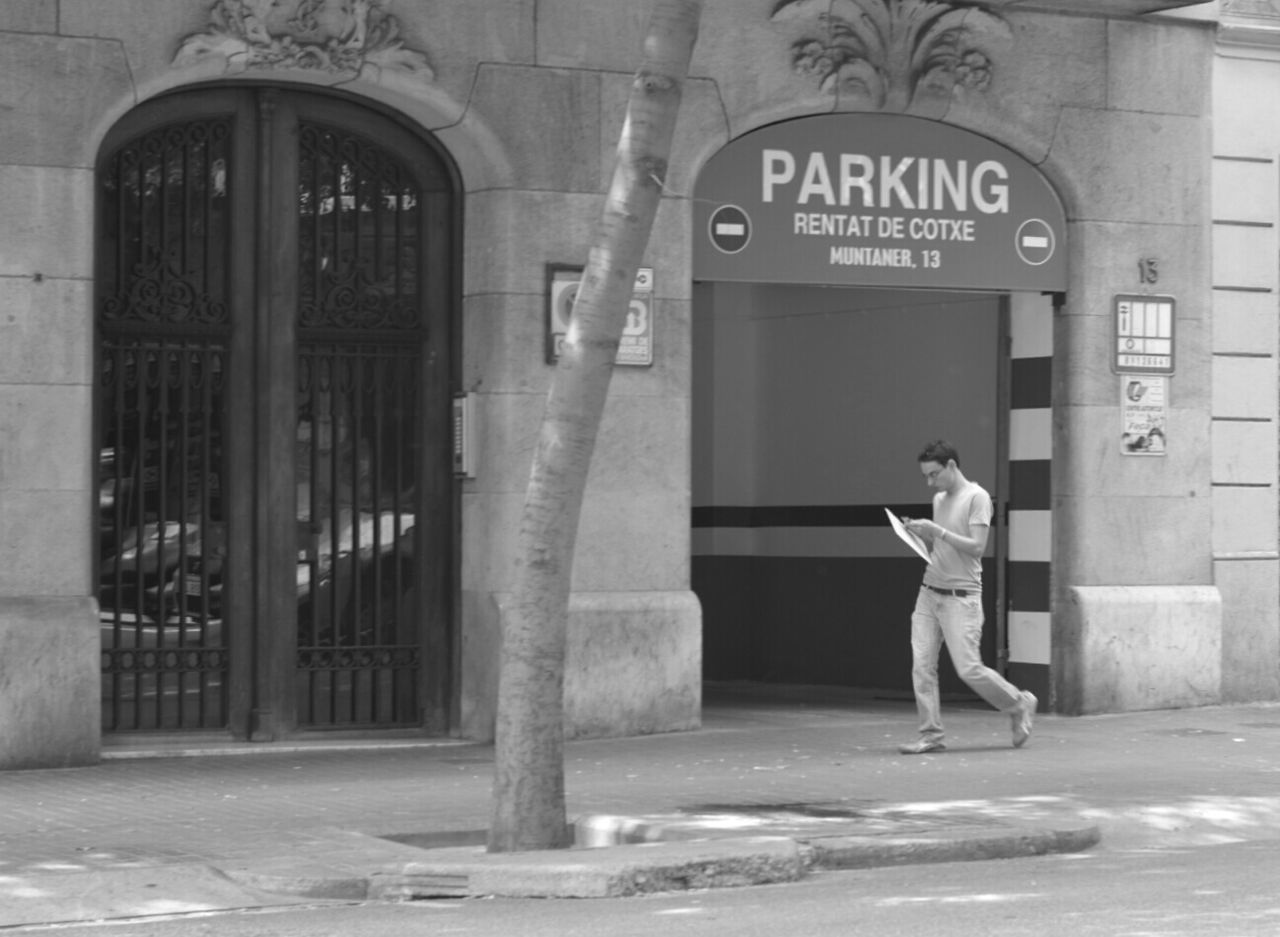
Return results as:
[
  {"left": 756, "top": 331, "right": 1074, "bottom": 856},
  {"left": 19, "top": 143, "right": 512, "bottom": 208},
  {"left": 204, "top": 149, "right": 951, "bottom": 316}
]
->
[
  {"left": 251, "top": 88, "right": 281, "bottom": 740},
  {"left": 306, "top": 347, "right": 320, "bottom": 725},
  {"left": 156, "top": 349, "right": 172, "bottom": 729},
  {"left": 332, "top": 134, "right": 343, "bottom": 315},
  {"left": 172, "top": 145, "right": 186, "bottom": 698},
  {"left": 328, "top": 349, "right": 341, "bottom": 721},
  {"left": 409, "top": 351, "right": 421, "bottom": 724},
  {"left": 173, "top": 348, "right": 190, "bottom": 728},
  {"left": 126, "top": 344, "right": 142, "bottom": 730},
  {"left": 307, "top": 349, "right": 320, "bottom": 724},
  {"left": 310, "top": 133, "right": 322, "bottom": 324},
  {"left": 177, "top": 349, "right": 192, "bottom": 635},
  {"left": 179, "top": 347, "right": 193, "bottom": 727},
  {"left": 181, "top": 130, "right": 192, "bottom": 299},
  {"left": 395, "top": 351, "right": 408, "bottom": 639},
  {"left": 393, "top": 177, "right": 403, "bottom": 313},
  {"left": 373, "top": 158, "right": 384, "bottom": 298},
  {"left": 348, "top": 349, "right": 363, "bottom": 724},
  {"left": 131, "top": 349, "right": 150, "bottom": 730},
  {"left": 328, "top": 139, "right": 346, "bottom": 723},
  {"left": 295, "top": 121, "right": 315, "bottom": 720},
  {"left": 370, "top": 349, "right": 385, "bottom": 722},
  {"left": 351, "top": 349, "right": 365, "bottom": 646},
  {"left": 110, "top": 341, "right": 128, "bottom": 731},
  {"left": 349, "top": 144, "right": 359, "bottom": 295},
  {"left": 347, "top": 350, "right": 360, "bottom": 723},
  {"left": 199, "top": 344, "right": 214, "bottom": 727},
  {"left": 200, "top": 136, "right": 210, "bottom": 317}
]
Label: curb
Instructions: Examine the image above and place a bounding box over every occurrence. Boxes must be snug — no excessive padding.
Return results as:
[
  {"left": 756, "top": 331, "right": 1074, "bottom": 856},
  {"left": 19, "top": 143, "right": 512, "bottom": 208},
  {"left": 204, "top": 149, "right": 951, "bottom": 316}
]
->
[
  {"left": 799, "top": 823, "right": 1102, "bottom": 870},
  {"left": 217, "top": 821, "right": 1101, "bottom": 901},
  {"left": 371, "top": 836, "right": 806, "bottom": 899}
]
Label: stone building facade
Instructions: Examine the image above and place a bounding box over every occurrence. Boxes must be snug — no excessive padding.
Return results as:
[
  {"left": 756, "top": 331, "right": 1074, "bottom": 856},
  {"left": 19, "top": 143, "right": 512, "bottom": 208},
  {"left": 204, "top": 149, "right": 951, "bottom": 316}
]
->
[{"left": 0, "top": 0, "right": 1275, "bottom": 769}]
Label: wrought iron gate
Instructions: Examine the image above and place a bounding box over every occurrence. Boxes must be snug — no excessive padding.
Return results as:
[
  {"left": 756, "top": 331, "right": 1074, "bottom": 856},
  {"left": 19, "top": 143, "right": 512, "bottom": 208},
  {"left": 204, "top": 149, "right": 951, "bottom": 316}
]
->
[
  {"left": 295, "top": 344, "right": 421, "bottom": 725},
  {"left": 96, "top": 90, "right": 454, "bottom": 736},
  {"left": 97, "top": 117, "right": 233, "bottom": 731},
  {"left": 98, "top": 340, "right": 231, "bottom": 730},
  {"left": 292, "top": 119, "right": 428, "bottom": 728}
]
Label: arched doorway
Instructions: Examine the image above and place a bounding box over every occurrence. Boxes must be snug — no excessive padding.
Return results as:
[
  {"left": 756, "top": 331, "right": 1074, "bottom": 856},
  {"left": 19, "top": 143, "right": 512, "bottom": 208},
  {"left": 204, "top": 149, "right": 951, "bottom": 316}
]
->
[
  {"left": 692, "top": 115, "right": 1063, "bottom": 705},
  {"left": 95, "top": 87, "right": 458, "bottom": 739}
]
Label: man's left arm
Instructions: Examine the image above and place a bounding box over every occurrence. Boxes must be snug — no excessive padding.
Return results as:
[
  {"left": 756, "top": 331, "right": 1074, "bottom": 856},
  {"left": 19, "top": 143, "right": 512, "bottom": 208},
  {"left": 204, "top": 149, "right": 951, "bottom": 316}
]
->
[
  {"left": 936, "top": 522, "right": 988, "bottom": 557},
  {"left": 910, "top": 503, "right": 991, "bottom": 556}
]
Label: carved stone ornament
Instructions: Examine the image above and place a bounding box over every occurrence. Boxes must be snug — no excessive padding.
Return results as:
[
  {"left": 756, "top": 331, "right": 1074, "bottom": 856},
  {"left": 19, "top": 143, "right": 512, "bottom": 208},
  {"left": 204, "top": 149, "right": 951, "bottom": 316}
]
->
[
  {"left": 771, "top": 0, "right": 1010, "bottom": 111},
  {"left": 174, "top": 0, "right": 434, "bottom": 82}
]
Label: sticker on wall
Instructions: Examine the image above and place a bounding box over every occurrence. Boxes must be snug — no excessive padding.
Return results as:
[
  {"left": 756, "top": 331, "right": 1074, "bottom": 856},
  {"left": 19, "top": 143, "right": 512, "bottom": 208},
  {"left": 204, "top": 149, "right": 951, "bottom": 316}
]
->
[{"left": 1121, "top": 375, "right": 1167, "bottom": 456}]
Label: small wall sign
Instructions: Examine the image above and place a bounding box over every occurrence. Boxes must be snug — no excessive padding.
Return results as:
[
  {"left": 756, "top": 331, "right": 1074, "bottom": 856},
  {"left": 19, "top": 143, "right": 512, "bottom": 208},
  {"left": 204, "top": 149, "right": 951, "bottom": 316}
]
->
[
  {"left": 1114, "top": 294, "right": 1175, "bottom": 374},
  {"left": 546, "top": 265, "right": 654, "bottom": 366}
]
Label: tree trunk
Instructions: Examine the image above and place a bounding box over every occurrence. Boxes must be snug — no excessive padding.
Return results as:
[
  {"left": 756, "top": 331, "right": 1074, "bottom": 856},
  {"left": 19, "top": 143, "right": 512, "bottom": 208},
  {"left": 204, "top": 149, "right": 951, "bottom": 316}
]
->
[{"left": 487, "top": 0, "right": 703, "bottom": 854}]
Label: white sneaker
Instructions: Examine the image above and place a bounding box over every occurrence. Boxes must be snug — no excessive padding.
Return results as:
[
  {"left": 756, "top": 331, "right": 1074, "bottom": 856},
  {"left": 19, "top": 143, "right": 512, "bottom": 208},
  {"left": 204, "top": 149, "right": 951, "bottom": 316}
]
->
[
  {"left": 1012, "top": 691, "right": 1037, "bottom": 748},
  {"left": 898, "top": 738, "right": 946, "bottom": 755}
]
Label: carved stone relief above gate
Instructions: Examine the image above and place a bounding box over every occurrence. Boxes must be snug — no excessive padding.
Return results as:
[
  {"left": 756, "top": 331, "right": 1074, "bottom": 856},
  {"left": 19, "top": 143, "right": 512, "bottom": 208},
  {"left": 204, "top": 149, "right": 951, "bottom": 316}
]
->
[
  {"left": 771, "top": 0, "right": 1011, "bottom": 112},
  {"left": 174, "top": 0, "right": 434, "bottom": 83}
]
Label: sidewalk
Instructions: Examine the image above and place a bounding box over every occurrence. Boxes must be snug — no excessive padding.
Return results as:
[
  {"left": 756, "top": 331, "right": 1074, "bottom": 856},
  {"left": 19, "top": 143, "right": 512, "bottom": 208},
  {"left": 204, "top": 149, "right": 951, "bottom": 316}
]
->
[{"left": 4, "top": 685, "right": 1280, "bottom": 924}]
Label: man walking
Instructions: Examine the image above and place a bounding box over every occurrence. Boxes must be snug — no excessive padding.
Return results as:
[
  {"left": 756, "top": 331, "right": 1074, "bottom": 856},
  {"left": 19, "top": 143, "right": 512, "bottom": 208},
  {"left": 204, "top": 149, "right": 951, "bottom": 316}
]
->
[{"left": 898, "top": 440, "right": 1037, "bottom": 754}]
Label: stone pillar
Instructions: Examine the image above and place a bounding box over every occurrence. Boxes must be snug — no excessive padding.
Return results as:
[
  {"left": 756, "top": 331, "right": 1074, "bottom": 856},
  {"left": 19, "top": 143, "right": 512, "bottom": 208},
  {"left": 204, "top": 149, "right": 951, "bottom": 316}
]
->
[
  {"left": 1050, "top": 20, "right": 1222, "bottom": 714},
  {"left": 0, "top": 168, "right": 101, "bottom": 768},
  {"left": 1211, "top": 0, "right": 1280, "bottom": 702}
]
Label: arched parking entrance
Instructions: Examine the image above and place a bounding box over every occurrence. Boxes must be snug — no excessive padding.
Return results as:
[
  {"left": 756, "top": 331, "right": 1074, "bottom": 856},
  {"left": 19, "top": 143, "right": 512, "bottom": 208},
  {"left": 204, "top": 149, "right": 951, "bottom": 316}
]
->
[
  {"left": 692, "top": 114, "right": 1063, "bottom": 704},
  {"left": 95, "top": 87, "right": 458, "bottom": 739}
]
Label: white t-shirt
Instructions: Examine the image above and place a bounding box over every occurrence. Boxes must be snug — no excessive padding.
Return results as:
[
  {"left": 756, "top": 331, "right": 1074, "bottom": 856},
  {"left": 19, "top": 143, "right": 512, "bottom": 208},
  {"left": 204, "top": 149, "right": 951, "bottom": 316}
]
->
[{"left": 922, "top": 481, "right": 992, "bottom": 592}]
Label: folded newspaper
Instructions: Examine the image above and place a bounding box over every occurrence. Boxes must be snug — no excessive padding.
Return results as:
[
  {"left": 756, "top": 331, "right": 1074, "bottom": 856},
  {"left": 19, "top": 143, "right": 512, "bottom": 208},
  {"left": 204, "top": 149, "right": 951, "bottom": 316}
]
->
[{"left": 885, "top": 507, "right": 933, "bottom": 565}]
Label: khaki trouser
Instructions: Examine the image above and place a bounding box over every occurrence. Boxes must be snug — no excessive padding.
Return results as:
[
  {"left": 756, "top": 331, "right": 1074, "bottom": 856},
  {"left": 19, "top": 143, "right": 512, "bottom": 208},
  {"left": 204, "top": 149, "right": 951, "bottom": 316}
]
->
[{"left": 909, "top": 585, "right": 1023, "bottom": 743}]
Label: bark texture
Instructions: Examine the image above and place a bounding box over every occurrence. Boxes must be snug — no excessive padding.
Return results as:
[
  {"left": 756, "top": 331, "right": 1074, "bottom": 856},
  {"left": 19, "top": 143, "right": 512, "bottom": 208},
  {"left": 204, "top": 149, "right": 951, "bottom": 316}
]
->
[{"left": 487, "top": 0, "right": 703, "bottom": 853}]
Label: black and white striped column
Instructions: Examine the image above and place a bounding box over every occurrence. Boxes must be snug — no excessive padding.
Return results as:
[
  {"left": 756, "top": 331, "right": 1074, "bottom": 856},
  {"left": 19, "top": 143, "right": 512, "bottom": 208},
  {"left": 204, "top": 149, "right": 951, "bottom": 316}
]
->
[{"left": 1006, "top": 292, "right": 1054, "bottom": 702}]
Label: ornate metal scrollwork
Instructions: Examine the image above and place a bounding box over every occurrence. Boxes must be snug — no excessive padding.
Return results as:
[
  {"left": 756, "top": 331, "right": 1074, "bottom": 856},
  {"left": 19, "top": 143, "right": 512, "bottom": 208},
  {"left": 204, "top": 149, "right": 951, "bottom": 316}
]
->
[
  {"left": 297, "top": 123, "right": 423, "bottom": 332},
  {"left": 298, "top": 250, "right": 421, "bottom": 331},
  {"left": 771, "top": 0, "right": 1010, "bottom": 110},
  {"left": 101, "top": 246, "right": 230, "bottom": 328},
  {"left": 174, "top": 0, "right": 434, "bottom": 82},
  {"left": 100, "top": 118, "right": 232, "bottom": 331}
]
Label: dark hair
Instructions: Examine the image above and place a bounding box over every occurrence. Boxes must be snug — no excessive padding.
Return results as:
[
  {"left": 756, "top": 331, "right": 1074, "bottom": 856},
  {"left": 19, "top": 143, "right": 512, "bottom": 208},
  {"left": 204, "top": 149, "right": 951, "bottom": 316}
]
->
[{"left": 918, "top": 439, "right": 960, "bottom": 468}]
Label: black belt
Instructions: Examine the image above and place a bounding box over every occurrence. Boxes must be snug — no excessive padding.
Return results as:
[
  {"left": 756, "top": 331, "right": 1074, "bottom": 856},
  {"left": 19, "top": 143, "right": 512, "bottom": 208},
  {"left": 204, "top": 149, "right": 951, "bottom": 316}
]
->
[{"left": 923, "top": 583, "right": 972, "bottom": 598}]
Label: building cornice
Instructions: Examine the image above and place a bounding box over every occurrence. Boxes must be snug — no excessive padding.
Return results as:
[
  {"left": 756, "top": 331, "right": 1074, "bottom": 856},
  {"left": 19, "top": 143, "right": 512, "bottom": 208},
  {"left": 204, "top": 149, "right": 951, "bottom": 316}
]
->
[{"left": 1219, "top": 0, "right": 1280, "bottom": 48}]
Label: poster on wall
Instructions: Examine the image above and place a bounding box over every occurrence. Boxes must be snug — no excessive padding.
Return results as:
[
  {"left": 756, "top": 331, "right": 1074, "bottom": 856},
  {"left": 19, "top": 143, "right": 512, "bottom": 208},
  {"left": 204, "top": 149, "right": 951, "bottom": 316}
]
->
[{"left": 1121, "top": 375, "right": 1167, "bottom": 456}]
